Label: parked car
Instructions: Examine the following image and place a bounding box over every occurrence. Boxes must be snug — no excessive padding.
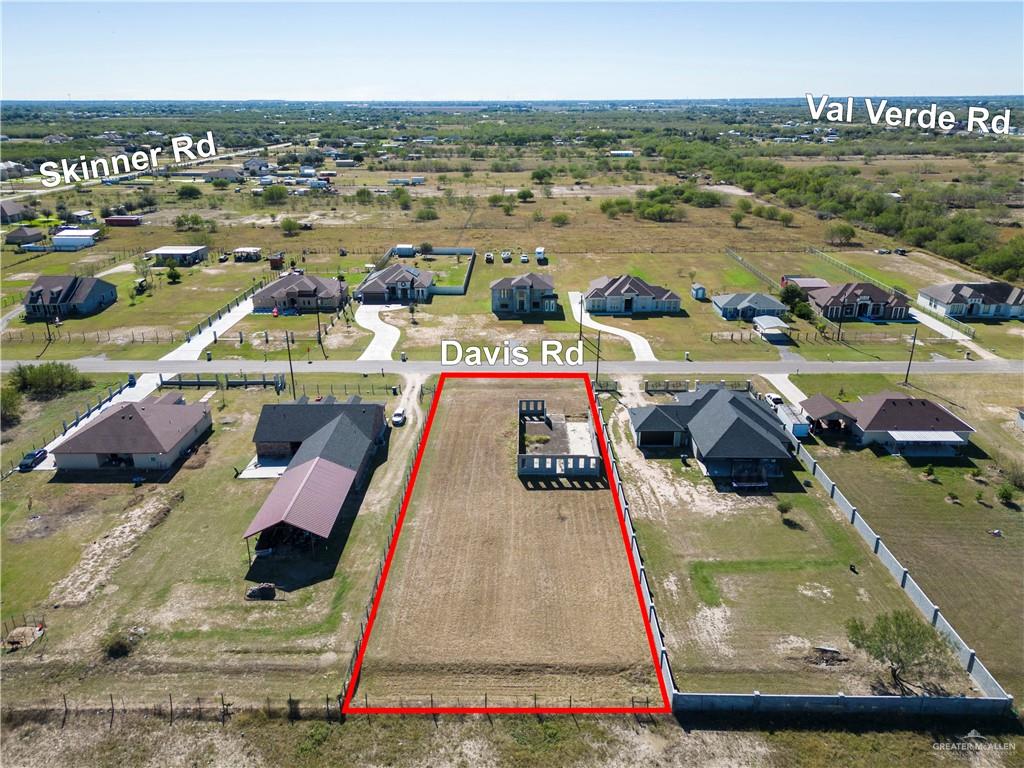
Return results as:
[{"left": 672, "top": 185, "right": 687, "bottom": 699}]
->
[
  {"left": 18, "top": 449, "right": 47, "bottom": 472},
  {"left": 218, "top": 253, "right": 230, "bottom": 263},
  {"left": 501, "top": 251, "right": 512, "bottom": 263},
  {"left": 127, "top": 374, "right": 137, "bottom": 387},
  {"left": 765, "top": 393, "right": 785, "bottom": 410},
  {"left": 520, "top": 253, "right": 529, "bottom": 263},
  {"left": 874, "top": 248, "right": 891, "bottom": 255},
  {"left": 391, "top": 408, "right": 407, "bottom": 427},
  {"left": 484, "top": 252, "right": 494, "bottom": 264},
  {"left": 894, "top": 248, "right": 908, "bottom": 256}
]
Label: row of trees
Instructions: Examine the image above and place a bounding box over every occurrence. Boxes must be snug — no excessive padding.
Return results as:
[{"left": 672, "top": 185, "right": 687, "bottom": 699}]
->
[{"left": 2, "top": 363, "right": 94, "bottom": 426}]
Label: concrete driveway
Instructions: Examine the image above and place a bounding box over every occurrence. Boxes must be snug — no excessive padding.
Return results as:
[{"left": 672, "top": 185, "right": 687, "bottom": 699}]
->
[
  {"left": 908, "top": 308, "right": 999, "bottom": 361},
  {"left": 354, "top": 303, "right": 403, "bottom": 361},
  {"left": 567, "top": 291, "right": 657, "bottom": 362}
]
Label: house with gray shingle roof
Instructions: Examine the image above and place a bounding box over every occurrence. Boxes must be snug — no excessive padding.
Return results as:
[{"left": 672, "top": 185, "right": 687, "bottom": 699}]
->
[
  {"left": 23, "top": 275, "right": 117, "bottom": 320},
  {"left": 711, "top": 292, "right": 787, "bottom": 321},
  {"left": 244, "top": 397, "right": 386, "bottom": 546},
  {"left": 628, "top": 385, "right": 792, "bottom": 487},
  {"left": 355, "top": 263, "right": 435, "bottom": 304},
  {"left": 490, "top": 273, "right": 557, "bottom": 315},
  {"left": 917, "top": 281, "right": 1024, "bottom": 319},
  {"left": 252, "top": 273, "right": 347, "bottom": 314},
  {"left": 585, "top": 275, "right": 680, "bottom": 315}
]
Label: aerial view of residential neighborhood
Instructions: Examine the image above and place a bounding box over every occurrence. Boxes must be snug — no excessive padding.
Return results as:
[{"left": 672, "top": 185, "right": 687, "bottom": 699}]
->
[{"left": 0, "top": 2, "right": 1022, "bottom": 766}]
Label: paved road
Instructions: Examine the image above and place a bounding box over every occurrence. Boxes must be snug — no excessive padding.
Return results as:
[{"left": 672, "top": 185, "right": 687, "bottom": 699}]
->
[
  {"left": 567, "top": 291, "right": 657, "bottom": 362},
  {"left": 4, "top": 356, "right": 1019, "bottom": 377},
  {"left": 0, "top": 305, "right": 24, "bottom": 331},
  {"left": 354, "top": 303, "right": 402, "bottom": 361}
]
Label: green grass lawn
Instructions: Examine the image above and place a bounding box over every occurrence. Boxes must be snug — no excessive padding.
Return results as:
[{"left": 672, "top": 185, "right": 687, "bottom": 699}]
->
[{"left": 792, "top": 373, "right": 1024, "bottom": 699}]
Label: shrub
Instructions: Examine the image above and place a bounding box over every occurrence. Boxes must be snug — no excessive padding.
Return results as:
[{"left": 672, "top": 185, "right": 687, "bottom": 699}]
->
[
  {"left": 550, "top": 213, "right": 570, "bottom": 227},
  {"left": 166, "top": 265, "right": 182, "bottom": 284},
  {"left": 1, "top": 386, "right": 23, "bottom": 427},
  {"left": 263, "top": 185, "right": 288, "bottom": 204},
  {"left": 415, "top": 207, "right": 439, "bottom": 221},
  {"left": 176, "top": 184, "right": 202, "bottom": 200},
  {"left": 776, "top": 500, "right": 793, "bottom": 515},
  {"left": 9, "top": 362, "right": 91, "bottom": 400},
  {"left": 103, "top": 631, "right": 133, "bottom": 659},
  {"left": 996, "top": 483, "right": 1015, "bottom": 505}
]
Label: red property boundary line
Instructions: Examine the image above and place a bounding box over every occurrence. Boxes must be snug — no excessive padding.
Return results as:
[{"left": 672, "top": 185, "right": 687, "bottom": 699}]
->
[{"left": 341, "top": 371, "right": 672, "bottom": 715}]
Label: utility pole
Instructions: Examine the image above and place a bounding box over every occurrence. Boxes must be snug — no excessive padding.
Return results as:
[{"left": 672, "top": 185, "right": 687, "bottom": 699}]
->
[
  {"left": 578, "top": 293, "right": 584, "bottom": 340},
  {"left": 902, "top": 327, "right": 918, "bottom": 386},
  {"left": 284, "top": 331, "right": 297, "bottom": 399},
  {"left": 836, "top": 302, "right": 847, "bottom": 342}
]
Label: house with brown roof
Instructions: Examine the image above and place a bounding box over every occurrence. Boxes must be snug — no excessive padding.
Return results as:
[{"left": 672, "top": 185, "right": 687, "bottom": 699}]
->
[
  {"left": 490, "top": 273, "right": 558, "bottom": 315},
  {"left": 0, "top": 200, "right": 29, "bottom": 224},
  {"left": 807, "top": 282, "right": 909, "bottom": 322},
  {"left": 799, "top": 391, "right": 974, "bottom": 456},
  {"left": 252, "top": 273, "right": 347, "bottom": 314},
  {"left": 23, "top": 275, "right": 117, "bottom": 320},
  {"left": 52, "top": 393, "right": 211, "bottom": 471},
  {"left": 585, "top": 275, "right": 681, "bottom": 315},
  {"left": 244, "top": 397, "right": 387, "bottom": 548}
]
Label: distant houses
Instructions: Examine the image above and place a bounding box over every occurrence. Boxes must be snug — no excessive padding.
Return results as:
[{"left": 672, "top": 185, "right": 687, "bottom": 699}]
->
[
  {"left": 23, "top": 275, "right": 116, "bottom": 319},
  {"left": 801, "top": 391, "right": 974, "bottom": 457},
  {"left": 145, "top": 245, "right": 209, "bottom": 266},
  {"left": 711, "top": 292, "right": 787, "bottom": 320},
  {"left": 0, "top": 200, "right": 29, "bottom": 224},
  {"left": 584, "top": 275, "right": 681, "bottom": 315},
  {"left": 628, "top": 385, "right": 793, "bottom": 487},
  {"left": 204, "top": 168, "right": 243, "bottom": 183},
  {"left": 355, "top": 263, "right": 435, "bottom": 304},
  {"left": 806, "top": 283, "right": 909, "bottom": 321},
  {"left": 490, "top": 273, "right": 558, "bottom": 316},
  {"left": 917, "top": 282, "right": 1024, "bottom": 320},
  {"left": 252, "top": 273, "right": 347, "bottom": 314},
  {"left": 52, "top": 393, "right": 211, "bottom": 472}
]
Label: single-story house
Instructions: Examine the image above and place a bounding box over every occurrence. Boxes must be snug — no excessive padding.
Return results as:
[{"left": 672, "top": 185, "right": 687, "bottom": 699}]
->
[
  {"left": 244, "top": 397, "right": 386, "bottom": 545},
  {"left": 23, "top": 275, "right": 117, "bottom": 319},
  {"left": 917, "top": 282, "right": 1024, "bottom": 320},
  {"left": 252, "top": 273, "right": 347, "bottom": 314},
  {"left": 799, "top": 391, "right": 974, "bottom": 456},
  {"left": 490, "top": 273, "right": 558, "bottom": 315},
  {"left": 145, "top": 245, "right": 209, "bottom": 266},
  {"left": 807, "top": 283, "right": 909, "bottom": 321},
  {"left": 204, "top": 168, "right": 244, "bottom": 183},
  {"left": 0, "top": 200, "right": 29, "bottom": 224},
  {"left": 712, "top": 292, "right": 787, "bottom": 321},
  {"left": 628, "top": 385, "right": 793, "bottom": 486},
  {"left": 355, "top": 263, "right": 435, "bottom": 304},
  {"left": 51, "top": 228, "right": 100, "bottom": 251},
  {"left": 242, "top": 157, "right": 271, "bottom": 175},
  {"left": 4, "top": 226, "right": 44, "bottom": 246},
  {"left": 585, "top": 275, "right": 681, "bottom": 315},
  {"left": 781, "top": 274, "right": 830, "bottom": 291},
  {"left": 53, "top": 393, "right": 211, "bottom": 471}
]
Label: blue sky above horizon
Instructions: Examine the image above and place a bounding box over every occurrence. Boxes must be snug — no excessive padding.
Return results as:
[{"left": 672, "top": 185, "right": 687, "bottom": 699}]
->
[{"left": 2, "top": 2, "right": 1021, "bottom": 101}]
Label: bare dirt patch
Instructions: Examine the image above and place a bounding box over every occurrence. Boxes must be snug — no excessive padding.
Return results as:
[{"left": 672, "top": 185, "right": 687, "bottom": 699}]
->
[
  {"left": 356, "top": 378, "right": 660, "bottom": 707},
  {"left": 48, "top": 491, "right": 182, "bottom": 607}
]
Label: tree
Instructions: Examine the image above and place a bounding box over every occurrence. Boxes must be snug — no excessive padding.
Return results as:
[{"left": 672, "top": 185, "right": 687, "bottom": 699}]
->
[
  {"left": 263, "top": 185, "right": 288, "bottom": 204},
  {"left": 211, "top": 177, "right": 230, "bottom": 190},
  {"left": 354, "top": 187, "right": 374, "bottom": 204},
  {"left": 177, "top": 184, "right": 202, "bottom": 200},
  {"left": 487, "top": 193, "right": 505, "bottom": 208},
  {"left": 415, "top": 206, "right": 439, "bottom": 221},
  {"left": 280, "top": 218, "right": 300, "bottom": 236},
  {"left": 1, "top": 386, "right": 23, "bottom": 428},
  {"left": 826, "top": 223, "right": 857, "bottom": 246},
  {"left": 517, "top": 188, "right": 535, "bottom": 203},
  {"left": 166, "top": 265, "right": 182, "bottom": 284},
  {"left": 502, "top": 202, "right": 515, "bottom": 216},
  {"left": 551, "top": 213, "right": 570, "bottom": 227},
  {"left": 778, "top": 210, "right": 795, "bottom": 227},
  {"left": 419, "top": 242, "right": 433, "bottom": 255},
  {"left": 846, "top": 610, "right": 953, "bottom": 695},
  {"left": 736, "top": 198, "right": 753, "bottom": 214},
  {"left": 9, "top": 362, "right": 91, "bottom": 400},
  {"left": 531, "top": 168, "right": 553, "bottom": 184},
  {"left": 779, "top": 283, "right": 806, "bottom": 309},
  {"left": 730, "top": 211, "right": 745, "bottom": 228}
]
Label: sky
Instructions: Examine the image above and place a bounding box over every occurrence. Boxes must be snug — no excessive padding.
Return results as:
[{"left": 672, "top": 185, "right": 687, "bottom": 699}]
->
[{"left": 2, "top": 2, "right": 1022, "bottom": 101}]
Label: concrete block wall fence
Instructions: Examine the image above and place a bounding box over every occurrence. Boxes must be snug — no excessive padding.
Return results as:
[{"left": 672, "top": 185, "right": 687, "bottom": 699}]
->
[{"left": 791, "top": 440, "right": 1012, "bottom": 706}]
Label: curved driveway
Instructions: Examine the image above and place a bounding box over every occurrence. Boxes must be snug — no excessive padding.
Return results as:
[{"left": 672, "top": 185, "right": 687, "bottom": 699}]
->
[
  {"left": 567, "top": 291, "right": 657, "bottom": 362},
  {"left": 354, "top": 303, "right": 403, "bottom": 361}
]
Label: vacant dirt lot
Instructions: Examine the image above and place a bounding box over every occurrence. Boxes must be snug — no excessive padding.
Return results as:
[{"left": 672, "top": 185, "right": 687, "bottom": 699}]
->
[{"left": 355, "top": 378, "right": 661, "bottom": 708}]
